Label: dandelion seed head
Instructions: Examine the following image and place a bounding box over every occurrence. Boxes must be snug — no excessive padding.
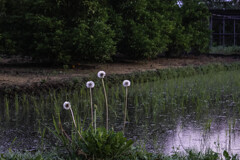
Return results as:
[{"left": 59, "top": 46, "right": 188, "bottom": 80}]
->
[
  {"left": 97, "top": 71, "right": 106, "bottom": 79},
  {"left": 63, "top": 101, "right": 71, "bottom": 110},
  {"left": 123, "top": 80, "right": 131, "bottom": 87},
  {"left": 86, "top": 81, "right": 95, "bottom": 88}
]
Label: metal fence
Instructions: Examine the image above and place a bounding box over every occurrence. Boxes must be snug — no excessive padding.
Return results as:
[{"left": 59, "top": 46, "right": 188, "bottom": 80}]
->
[{"left": 210, "top": 13, "right": 240, "bottom": 46}]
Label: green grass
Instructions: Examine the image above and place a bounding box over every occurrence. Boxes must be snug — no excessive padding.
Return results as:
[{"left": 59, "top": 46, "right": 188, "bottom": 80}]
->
[
  {"left": 0, "top": 150, "right": 63, "bottom": 160},
  {"left": 210, "top": 46, "right": 240, "bottom": 55}
]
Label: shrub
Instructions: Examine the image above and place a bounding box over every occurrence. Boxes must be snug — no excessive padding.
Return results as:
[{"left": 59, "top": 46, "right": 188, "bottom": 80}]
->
[
  {"left": 72, "top": 21, "right": 116, "bottom": 62},
  {"left": 166, "top": 0, "right": 210, "bottom": 57},
  {"left": 181, "top": 0, "right": 210, "bottom": 54},
  {"left": 116, "top": 0, "right": 172, "bottom": 59},
  {"left": 0, "top": 0, "right": 116, "bottom": 63}
]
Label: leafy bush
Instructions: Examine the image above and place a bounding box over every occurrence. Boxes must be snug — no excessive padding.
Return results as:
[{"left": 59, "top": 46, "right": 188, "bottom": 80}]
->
[
  {"left": 25, "top": 14, "right": 70, "bottom": 63},
  {"left": 166, "top": 0, "right": 210, "bottom": 56},
  {"left": 0, "top": 0, "right": 116, "bottom": 63},
  {"left": 0, "top": 33, "right": 17, "bottom": 55},
  {"left": 115, "top": 0, "right": 173, "bottom": 59},
  {"left": 0, "top": 0, "right": 210, "bottom": 62},
  {"left": 72, "top": 21, "right": 116, "bottom": 62}
]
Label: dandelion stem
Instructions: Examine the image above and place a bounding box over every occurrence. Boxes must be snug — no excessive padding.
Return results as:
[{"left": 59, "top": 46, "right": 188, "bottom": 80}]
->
[
  {"left": 123, "top": 87, "right": 128, "bottom": 133},
  {"left": 90, "top": 88, "right": 94, "bottom": 127},
  {"left": 69, "top": 108, "right": 77, "bottom": 129},
  {"left": 69, "top": 107, "right": 84, "bottom": 141},
  {"left": 102, "top": 78, "right": 109, "bottom": 131},
  {"left": 94, "top": 107, "right": 97, "bottom": 133}
]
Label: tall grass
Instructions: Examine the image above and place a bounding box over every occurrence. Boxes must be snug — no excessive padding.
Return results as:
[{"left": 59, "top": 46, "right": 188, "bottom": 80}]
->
[{"left": 4, "top": 96, "right": 10, "bottom": 122}]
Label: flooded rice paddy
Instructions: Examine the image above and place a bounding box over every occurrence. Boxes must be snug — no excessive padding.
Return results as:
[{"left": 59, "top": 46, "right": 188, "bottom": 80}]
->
[{"left": 1, "top": 70, "right": 240, "bottom": 155}]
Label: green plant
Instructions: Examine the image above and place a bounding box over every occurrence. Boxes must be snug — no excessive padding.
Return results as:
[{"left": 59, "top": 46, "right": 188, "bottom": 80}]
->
[
  {"left": 76, "top": 127, "right": 133, "bottom": 159},
  {"left": 0, "top": 152, "right": 44, "bottom": 160},
  {"left": 63, "top": 65, "right": 69, "bottom": 70},
  {"left": 51, "top": 112, "right": 133, "bottom": 159},
  {"left": 223, "top": 150, "right": 238, "bottom": 160},
  {"left": 0, "top": 150, "right": 63, "bottom": 160},
  {"left": 4, "top": 96, "right": 10, "bottom": 122}
]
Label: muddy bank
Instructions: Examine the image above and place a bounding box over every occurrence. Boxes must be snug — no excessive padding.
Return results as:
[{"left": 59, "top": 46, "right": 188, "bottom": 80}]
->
[{"left": 1, "top": 55, "right": 240, "bottom": 96}]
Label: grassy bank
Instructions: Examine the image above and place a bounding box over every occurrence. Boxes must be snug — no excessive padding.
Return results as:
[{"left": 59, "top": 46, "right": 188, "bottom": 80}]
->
[{"left": 2, "top": 62, "right": 240, "bottom": 97}]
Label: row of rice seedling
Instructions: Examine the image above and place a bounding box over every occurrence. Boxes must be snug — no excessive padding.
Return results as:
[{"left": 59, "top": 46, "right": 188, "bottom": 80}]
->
[
  {"left": 1, "top": 67, "right": 240, "bottom": 155},
  {"left": 1, "top": 70, "right": 240, "bottom": 130}
]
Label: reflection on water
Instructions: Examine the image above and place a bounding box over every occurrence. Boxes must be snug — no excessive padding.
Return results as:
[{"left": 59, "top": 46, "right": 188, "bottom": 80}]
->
[
  {"left": 165, "top": 119, "right": 240, "bottom": 155},
  {"left": 1, "top": 70, "right": 240, "bottom": 155},
  {"left": 124, "top": 108, "right": 240, "bottom": 155}
]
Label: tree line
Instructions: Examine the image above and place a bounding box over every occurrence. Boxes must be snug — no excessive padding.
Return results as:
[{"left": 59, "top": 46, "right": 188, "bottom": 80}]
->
[{"left": 0, "top": 0, "right": 210, "bottom": 63}]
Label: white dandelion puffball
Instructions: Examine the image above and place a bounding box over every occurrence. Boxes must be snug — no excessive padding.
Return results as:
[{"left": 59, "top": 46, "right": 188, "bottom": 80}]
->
[
  {"left": 63, "top": 101, "right": 71, "bottom": 110},
  {"left": 97, "top": 71, "right": 106, "bottom": 79},
  {"left": 86, "top": 81, "right": 95, "bottom": 88},
  {"left": 123, "top": 80, "right": 131, "bottom": 87}
]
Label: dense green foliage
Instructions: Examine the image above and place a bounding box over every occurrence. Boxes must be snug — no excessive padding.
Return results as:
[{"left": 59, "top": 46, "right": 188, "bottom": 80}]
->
[{"left": 0, "top": 0, "right": 210, "bottom": 63}]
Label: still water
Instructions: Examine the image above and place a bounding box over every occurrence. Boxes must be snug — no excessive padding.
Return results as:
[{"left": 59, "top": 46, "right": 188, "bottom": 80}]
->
[{"left": 1, "top": 70, "right": 240, "bottom": 155}]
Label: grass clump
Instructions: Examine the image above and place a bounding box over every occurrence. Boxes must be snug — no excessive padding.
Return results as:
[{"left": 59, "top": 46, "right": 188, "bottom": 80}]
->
[{"left": 0, "top": 151, "right": 62, "bottom": 160}]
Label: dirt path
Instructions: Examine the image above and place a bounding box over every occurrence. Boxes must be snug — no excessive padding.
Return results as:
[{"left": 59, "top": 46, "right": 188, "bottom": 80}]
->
[{"left": 0, "top": 55, "right": 240, "bottom": 88}]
